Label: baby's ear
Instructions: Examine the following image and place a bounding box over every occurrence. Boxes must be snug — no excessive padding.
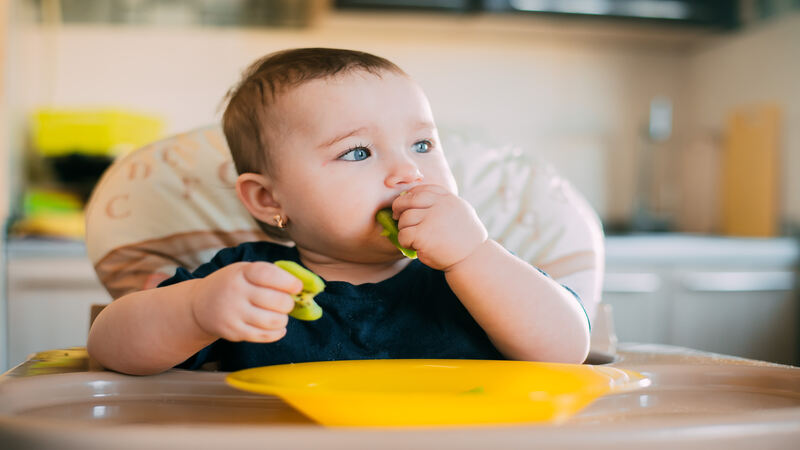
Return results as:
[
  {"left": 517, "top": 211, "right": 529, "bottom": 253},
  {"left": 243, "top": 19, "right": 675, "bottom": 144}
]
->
[{"left": 235, "top": 173, "right": 281, "bottom": 223}]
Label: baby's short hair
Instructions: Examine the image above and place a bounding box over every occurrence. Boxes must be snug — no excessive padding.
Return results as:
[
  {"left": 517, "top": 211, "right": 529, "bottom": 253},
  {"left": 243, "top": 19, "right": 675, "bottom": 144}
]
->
[
  {"left": 222, "top": 48, "right": 405, "bottom": 239},
  {"left": 222, "top": 47, "right": 405, "bottom": 176}
]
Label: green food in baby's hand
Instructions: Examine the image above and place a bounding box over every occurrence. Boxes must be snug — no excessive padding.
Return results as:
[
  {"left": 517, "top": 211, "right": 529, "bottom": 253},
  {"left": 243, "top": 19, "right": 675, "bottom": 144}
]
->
[
  {"left": 376, "top": 208, "right": 417, "bottom": 259},
  {"left": 274, "top": 260, "right": 324, "bottom": 321}
]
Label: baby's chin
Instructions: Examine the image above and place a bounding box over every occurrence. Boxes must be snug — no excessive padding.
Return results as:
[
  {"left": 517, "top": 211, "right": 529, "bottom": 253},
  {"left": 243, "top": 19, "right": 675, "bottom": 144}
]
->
[
  {"left": 302, "top": 238, "right": 408, "bottom": 264},
  {"left": 357, "top": 241, "right": 410, "bottom": 264}
]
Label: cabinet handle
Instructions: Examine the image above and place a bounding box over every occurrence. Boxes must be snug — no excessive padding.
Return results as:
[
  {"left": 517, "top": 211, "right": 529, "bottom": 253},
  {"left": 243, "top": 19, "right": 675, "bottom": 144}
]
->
[
  {"left": 603, "top": 273, "right": 661, "bottom": 293},
  {"left": 681, "top": 271, "right": 795, "bottom": 292}
]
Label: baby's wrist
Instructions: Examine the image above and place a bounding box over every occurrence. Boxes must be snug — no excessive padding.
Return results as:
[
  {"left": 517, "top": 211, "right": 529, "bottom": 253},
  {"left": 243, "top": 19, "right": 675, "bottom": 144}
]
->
[
  {"left": 185, "top": 278, "right": 219, "bottom": 339},
  {"left": 442, "top": 238, "right": 492, "bottom": 274}
]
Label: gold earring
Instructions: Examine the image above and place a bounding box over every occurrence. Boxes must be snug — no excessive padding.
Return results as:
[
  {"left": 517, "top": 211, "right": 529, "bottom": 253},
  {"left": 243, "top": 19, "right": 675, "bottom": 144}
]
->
[{"left": 273, "top": 214, "right": 286, "bottom": 229}]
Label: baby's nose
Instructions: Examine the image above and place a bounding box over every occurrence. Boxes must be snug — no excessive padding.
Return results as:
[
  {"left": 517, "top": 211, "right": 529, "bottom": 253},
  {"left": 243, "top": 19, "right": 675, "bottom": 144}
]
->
[{"left": 385, "top": 159, "right": 423, "bottom": 188}]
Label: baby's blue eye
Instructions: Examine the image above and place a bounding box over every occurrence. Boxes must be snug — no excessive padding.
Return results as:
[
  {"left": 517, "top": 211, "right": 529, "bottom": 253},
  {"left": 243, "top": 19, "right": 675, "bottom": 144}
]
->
[
  {"left": 412, "top": 140, "right": 432, "bottom": 153},
  {"left": 340, "top": 147, "right": 371, "bottom": 161}
]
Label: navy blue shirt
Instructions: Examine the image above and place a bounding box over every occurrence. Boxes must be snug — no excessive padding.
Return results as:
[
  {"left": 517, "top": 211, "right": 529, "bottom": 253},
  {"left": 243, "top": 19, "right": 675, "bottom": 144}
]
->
[{"left": 161, "top": 242, "right": 508, "bottom": 371}]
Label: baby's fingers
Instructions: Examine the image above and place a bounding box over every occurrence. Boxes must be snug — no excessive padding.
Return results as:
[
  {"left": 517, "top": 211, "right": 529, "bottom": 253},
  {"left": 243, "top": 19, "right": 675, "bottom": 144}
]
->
[
  {"left": 249, "top": 289, "right": 296, "bottom": 315},
  {"left": 396, "top": 225, "right": 419, "bottom": 253},
  {"left": 391, "top": 186, "right": 440, "bottom": 218},
  {"left": 235, "top": 324, "right": 287, "bottom": 343},
  {"left": 243, "top": 261, "right": 303, "bottom": 294},
  {"left": 244, "top": 307, "right": 290, "bottom": 332},
  {"left": 397, "top": 208, "right": 426, "bottom": 230}
]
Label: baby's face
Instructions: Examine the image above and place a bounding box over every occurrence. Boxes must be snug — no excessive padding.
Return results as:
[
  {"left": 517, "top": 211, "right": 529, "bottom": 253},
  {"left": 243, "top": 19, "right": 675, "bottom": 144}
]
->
[{"left": 266, "top": 70, "right": 457, "bottom": 262}]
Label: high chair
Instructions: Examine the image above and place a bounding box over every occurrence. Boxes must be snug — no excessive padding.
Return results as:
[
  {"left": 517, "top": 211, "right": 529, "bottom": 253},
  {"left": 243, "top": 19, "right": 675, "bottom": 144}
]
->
[{"left": 84, "top": 125, "right": 610, "bottom": 353}]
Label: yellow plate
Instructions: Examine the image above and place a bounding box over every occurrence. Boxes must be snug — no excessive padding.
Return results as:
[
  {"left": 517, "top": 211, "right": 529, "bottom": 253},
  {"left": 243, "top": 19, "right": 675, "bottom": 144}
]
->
[{"left": 226, "top": 359, "right": 648, "bottom": 427}]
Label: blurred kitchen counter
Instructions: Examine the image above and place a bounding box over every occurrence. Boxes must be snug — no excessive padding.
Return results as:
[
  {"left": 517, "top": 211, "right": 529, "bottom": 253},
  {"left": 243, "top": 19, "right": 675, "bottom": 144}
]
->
[
  {"left": 8, "top": 233, "right": 798, "bottom": 262},
  {"left": 6, "top": 237, "right": 90, "bottom": 258},
  {"left": 604, "top": 233, "right": 799, "bottom": 267}
]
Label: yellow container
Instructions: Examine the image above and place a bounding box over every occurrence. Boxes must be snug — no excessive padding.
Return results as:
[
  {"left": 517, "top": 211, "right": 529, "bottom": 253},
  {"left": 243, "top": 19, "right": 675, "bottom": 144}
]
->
[
  {"left": 226, "top": 359, "right": 649, "bottom": 427},
  {"left": 31, "top": 109, "right": 164, "bottom": 157}
]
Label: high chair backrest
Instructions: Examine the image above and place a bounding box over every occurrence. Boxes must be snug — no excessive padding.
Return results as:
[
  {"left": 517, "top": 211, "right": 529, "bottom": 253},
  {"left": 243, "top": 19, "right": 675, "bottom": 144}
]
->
[{"left": 85, "top": 125, "right": 604, "bottom": 321}]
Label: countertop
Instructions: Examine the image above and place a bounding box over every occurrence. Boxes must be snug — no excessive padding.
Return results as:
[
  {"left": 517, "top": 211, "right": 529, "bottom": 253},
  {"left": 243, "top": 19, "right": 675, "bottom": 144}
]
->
[
  {"left": 603, "top": 233, "right": 799, "bottom": 267},
  {"left": 8, "top": 234, "right": 800, "bottom": 266}
]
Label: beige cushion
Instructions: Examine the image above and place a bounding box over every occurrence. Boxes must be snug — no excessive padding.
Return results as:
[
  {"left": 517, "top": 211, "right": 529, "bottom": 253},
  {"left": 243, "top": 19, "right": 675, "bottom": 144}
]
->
[
  {"left": 446, "top": 136, "right": 605, "bottom": 320},
  {"left": 85, "top": 126, "right": 603, "bottom": 319},
  {"left": 85, "top": 126, "right": 269, "bottom": 299}
]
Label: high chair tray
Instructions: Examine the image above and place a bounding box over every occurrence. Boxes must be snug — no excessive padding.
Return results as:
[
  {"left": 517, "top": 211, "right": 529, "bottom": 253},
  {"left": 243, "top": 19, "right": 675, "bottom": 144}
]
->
[{"left": 1, "top": 345, "right": 799, "bottom": 450}]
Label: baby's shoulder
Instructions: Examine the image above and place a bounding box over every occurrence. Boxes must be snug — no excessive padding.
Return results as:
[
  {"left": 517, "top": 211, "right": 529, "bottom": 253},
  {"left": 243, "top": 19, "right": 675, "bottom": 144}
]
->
[
  {"left": 213, "top": 240, "right": 297, "bottom": 265},
  {"left": 161, "top": 241, "right": 297, "bottom": 285}
]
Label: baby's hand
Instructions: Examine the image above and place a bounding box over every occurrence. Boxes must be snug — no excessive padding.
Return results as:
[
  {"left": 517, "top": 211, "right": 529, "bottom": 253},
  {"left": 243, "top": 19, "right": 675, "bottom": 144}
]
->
[
  {"left": 392, "top": 185, "right": 488, "bottom": 271},
  {"left": 188, "top": 262, "right": 302, "bottom": 343}
]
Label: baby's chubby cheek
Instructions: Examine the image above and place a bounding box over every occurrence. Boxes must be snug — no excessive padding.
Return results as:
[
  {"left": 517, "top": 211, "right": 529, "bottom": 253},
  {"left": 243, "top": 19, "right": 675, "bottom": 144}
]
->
[
  {"left": 317, "top": 201, "right": 381, "bottom": 241},
  {"left": 428, "top": 164, "right": 459, "bottom": 196}
]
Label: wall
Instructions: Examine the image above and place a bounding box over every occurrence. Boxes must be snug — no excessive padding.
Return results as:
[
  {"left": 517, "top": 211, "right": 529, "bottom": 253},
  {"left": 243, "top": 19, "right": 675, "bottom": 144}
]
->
[
  {"left": 15, "top": 12, "right": 704, "bottom": 224},
  {"left": 0, "top": 0, "right": 10, "bottom": 372},
  {"left": 686, "top": 12, "right": 800, "bottom": 229}
]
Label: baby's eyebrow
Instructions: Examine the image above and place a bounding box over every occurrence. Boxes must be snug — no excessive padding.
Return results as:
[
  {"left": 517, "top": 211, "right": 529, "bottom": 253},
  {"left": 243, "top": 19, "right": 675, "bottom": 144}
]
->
[
  {"left": 319, "top": 126, "right": 368, "bottom": 149},
  {"left": 413, "top": 121, "right": 437, "bottom": 132}
]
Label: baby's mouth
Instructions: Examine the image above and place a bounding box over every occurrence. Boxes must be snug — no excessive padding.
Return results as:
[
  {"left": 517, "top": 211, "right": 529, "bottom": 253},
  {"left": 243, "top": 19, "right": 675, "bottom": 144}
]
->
[
  {"left": 375, "top": 206, "right": 417, "bottom": 259},
  {"left": 376, "top": 191, "right": 407, "bottom": 218},
  {"left": 375, "top": 200, "right": 397, "bottom": 220}
]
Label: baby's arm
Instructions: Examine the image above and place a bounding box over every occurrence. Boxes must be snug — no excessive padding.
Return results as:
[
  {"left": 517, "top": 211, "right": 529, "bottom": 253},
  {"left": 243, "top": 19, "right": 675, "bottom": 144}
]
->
[
  {"left": 444, "top": 241, "right": 590, "bottom": 363},
  {"left": 87, "top": 262, "right": 302, "bottom": 375},
  {"left": 393, "top": 186, "right": 590, "bottom": 364}
]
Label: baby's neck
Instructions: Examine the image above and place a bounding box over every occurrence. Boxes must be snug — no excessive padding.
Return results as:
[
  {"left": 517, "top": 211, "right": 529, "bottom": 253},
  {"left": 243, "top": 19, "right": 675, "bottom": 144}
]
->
[{"left": 295, "top": 248, "right": 412, "bottom": 285}]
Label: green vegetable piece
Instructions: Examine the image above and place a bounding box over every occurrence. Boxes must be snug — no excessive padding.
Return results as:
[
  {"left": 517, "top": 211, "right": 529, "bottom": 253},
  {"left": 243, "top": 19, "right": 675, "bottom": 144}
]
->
[
  {"left": 460, "top": 386, "right": 485, "bottom": 395},
  {"left": 375, "top": 208, "right": 417, "bottom": 259},
  {"left": 274, "top": 260, "right": 324, "bottom": 321}
]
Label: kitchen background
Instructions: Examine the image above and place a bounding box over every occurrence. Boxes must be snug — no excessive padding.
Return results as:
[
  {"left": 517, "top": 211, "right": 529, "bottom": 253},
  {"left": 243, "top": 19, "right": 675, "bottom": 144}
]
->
[{"left": 1, "top": 0, "right": 799, "bottom": 371}]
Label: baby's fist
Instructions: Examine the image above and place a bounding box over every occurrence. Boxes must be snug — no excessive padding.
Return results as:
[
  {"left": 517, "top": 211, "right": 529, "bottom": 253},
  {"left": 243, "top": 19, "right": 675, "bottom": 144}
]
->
[
  {"left": 189, "top": 262, "right": 300, "bottom": 343},
  {"left": 392, "top": 185, "right": 487, "bottom": 271}
]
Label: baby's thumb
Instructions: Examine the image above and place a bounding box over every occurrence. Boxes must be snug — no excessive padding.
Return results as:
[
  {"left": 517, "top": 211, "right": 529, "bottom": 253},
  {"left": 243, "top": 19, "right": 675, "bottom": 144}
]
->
[{"left": 242, "top": 261, "right": 303, "bottom": 294}]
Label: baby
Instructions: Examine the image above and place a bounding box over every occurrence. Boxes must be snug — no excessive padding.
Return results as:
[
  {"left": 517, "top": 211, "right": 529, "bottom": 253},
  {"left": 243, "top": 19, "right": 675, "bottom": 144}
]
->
[{"left": 87, "top": 48, "right": 591, "bottom": 375}]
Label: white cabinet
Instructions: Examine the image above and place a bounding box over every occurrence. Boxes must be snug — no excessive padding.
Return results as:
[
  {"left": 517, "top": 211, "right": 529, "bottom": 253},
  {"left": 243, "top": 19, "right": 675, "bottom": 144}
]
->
[
  {"left": 603, "top": 236, "right": 799, "bottom": 366},
  {"left": 670, "top": 270, "right": 796, "bottom": 364},
  {"left": 5, "top": 241, "right": 111, "bottom": 370},
  {"left": 602, "top": 270, "right": 669, "bottom": 345}
]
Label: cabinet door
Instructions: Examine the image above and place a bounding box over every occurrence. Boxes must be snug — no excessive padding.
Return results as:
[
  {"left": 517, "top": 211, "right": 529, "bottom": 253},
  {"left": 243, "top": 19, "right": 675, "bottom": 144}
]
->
[
  {"left": 7, "top": 258, "right": 111, "bottom": 368},
  {"left": 602, "top": 271, "right": 668, "bottom": 344},
  {"left": 670, "top": 270, "right": 797, "bottom": 365}
]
